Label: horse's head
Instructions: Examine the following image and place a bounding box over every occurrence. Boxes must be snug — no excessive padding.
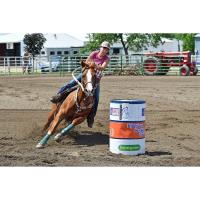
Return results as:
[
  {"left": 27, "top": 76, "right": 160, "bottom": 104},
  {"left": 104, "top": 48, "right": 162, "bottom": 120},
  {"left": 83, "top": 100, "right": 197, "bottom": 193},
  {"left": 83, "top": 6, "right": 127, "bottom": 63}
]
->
[{"left": 81, "top": 60, "right": 97, "bottom": 96}]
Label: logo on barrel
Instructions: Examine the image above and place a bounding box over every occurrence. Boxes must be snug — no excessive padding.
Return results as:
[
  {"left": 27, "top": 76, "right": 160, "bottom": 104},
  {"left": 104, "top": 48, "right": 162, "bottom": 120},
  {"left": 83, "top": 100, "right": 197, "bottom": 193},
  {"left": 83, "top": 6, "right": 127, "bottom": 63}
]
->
[
  {"left": 119, "top": 145, "right": 141, "bottom": 151},
  {"left": 127, "top": 123, "right": 145, "bottom": 137},
  {"left": 110, "top": 107, "right": 120, "bottom": 116},
  {"left": 122, "top": 106, "right": 129, "bottom": 119}
]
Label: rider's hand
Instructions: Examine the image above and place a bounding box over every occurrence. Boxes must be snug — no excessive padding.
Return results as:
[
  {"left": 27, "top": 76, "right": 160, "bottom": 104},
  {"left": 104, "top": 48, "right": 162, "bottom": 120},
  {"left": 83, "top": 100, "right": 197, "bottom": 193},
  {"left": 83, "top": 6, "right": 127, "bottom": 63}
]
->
[{"left": 95, "top": 64, "right": 102, "bottom": 71}]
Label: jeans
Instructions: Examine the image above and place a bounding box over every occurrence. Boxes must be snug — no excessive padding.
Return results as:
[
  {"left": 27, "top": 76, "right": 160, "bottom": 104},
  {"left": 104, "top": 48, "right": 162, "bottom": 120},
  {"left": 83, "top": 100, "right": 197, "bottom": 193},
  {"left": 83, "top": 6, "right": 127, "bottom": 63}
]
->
[
  {"left": 58, "top": 74, "right": 82, "bottom": 93},
  {"left": 58, "top": 74, "right": 100, "bottom": 118}
]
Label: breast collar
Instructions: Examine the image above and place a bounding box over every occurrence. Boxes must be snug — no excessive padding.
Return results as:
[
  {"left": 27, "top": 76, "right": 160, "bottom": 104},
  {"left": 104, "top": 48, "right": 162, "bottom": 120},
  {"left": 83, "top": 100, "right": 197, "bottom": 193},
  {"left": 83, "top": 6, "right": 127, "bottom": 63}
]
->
[{"left": 74, "top": 87, "right": 94, "bottom": 113}]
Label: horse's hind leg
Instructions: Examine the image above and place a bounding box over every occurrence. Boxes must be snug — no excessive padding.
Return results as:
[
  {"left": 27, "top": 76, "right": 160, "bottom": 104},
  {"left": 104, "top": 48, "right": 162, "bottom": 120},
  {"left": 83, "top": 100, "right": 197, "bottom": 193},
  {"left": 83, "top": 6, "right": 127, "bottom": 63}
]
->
[
  {"left": 42, "top": 112, "right": 54, "bottom": 133},
  {"left": 42, "top": 110, "right": 55, "bottom": 132},
  {"left": 42, "top": 104, "right": 59, "bottom": 132},
  {"left": 36, "top": 109, "right": 65, "bottom": 148}
]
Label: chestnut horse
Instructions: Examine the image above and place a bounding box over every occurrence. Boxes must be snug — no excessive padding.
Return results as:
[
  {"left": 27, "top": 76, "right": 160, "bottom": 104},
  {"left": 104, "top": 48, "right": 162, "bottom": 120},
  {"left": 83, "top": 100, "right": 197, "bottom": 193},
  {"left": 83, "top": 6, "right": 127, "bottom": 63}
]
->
[{"left": 36, "top": 60, "right": 97, "bottom": 148}]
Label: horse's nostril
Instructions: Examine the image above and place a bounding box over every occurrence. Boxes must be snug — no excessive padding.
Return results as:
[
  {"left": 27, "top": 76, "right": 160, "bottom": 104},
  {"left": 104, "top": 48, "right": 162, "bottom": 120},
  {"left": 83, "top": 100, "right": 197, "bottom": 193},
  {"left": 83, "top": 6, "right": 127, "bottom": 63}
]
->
[{"left": 86, "top": 89, "right": 91, "bottom": 94}]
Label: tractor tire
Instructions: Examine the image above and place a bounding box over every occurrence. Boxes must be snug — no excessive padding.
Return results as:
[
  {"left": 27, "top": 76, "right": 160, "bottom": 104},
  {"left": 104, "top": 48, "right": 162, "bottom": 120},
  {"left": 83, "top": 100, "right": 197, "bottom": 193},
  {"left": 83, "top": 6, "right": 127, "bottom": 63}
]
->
[
  {"left": 180, "top": 65, "right": 190, "bottom": 76},
  {"left": 143, "top": 57, "right": 160, "bottom": 75}
]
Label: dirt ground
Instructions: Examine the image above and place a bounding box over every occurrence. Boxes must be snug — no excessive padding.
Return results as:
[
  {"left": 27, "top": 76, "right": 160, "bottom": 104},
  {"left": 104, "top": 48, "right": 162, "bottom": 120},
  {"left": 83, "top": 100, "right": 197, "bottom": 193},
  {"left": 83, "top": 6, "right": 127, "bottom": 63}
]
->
[{"left": 1, "top": 75, "right": 200, "bottom": 166}]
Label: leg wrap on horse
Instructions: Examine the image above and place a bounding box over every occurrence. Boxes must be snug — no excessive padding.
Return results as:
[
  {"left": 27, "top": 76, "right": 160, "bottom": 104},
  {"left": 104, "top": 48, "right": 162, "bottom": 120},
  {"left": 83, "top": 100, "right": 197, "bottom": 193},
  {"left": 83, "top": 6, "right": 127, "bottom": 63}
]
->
[
  {"left": 54, "top": 123, "right": 74, "bottom": 142},
  {"left": 36, "top": 133, "right": 51, "bottom": 148},
  {"left": 61, "top": 123, "right": 74, "bottom": 136}
]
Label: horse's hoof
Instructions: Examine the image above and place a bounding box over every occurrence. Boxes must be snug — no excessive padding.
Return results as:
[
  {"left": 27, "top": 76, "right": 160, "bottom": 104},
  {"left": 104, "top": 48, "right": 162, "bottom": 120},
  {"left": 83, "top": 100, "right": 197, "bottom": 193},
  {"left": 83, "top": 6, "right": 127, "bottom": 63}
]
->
[
  {"left": 54, "top": 133, "right": 63, "bottom": 142},
  {"left": 36, "top": 143, "right": 45, "bottom": 149}
]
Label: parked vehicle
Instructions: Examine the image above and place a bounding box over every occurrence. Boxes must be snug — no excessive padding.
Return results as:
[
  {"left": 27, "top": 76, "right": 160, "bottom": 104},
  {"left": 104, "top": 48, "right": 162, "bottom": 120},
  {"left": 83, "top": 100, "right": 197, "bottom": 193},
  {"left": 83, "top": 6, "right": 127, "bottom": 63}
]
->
[
  {"left": 37, "top": 56, "right": 61, "bottom": 73},
  {"left": 38, "top": 61, "right": 59, "bottom": 73}
]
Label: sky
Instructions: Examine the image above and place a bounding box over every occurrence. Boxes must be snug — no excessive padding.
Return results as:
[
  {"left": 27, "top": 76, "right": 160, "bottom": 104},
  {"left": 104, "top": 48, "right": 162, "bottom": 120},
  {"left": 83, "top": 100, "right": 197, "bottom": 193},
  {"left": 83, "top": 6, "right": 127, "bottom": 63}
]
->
[{"left": 0, "top": 33, "right": 88, "bottom": 41}]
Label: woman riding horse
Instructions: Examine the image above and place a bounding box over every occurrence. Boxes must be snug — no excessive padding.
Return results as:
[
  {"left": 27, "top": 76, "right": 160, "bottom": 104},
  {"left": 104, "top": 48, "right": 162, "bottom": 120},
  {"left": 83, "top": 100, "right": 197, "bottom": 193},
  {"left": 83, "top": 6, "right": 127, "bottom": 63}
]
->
[
  {"left": 50, "top": 41, "right": 110, "bottom": 128},
  {"left": 36, "top": 61, "right": 99, "bottom": 148}
]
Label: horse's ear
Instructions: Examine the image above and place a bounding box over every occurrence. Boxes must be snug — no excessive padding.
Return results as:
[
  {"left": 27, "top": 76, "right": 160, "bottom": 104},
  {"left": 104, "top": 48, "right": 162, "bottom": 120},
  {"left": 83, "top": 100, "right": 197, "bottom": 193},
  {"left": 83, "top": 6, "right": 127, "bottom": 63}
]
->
[{"left": 81, "top": 60, "right": 86, "bottom": 68}]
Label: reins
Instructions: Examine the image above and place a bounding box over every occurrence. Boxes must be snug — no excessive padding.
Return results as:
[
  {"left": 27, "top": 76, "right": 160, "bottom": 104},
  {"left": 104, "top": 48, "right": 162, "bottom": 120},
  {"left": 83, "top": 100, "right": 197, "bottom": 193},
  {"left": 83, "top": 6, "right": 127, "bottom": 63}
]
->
[{"left": 72, "top": 67, "right": 84, "bottom": 92}]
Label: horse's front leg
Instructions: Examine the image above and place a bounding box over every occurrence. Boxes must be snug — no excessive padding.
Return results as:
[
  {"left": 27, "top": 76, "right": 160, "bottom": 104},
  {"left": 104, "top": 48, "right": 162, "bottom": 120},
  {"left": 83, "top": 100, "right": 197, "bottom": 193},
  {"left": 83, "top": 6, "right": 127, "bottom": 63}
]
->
[
  {"left": 54, "top": 116, "right": 86, "bottom": 142},
  {"left": 72, "top": 116, "right": 86, "bottom": 126},
  {"left": 36, "top": 110, "right": 65, "bottom": 148}
]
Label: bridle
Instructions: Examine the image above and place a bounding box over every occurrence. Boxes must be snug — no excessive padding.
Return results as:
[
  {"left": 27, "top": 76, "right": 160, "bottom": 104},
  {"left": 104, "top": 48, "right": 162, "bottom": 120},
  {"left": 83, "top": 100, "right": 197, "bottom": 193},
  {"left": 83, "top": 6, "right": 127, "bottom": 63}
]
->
[{"left": 72, "top": 66, "right": 97, "bottom": 97}]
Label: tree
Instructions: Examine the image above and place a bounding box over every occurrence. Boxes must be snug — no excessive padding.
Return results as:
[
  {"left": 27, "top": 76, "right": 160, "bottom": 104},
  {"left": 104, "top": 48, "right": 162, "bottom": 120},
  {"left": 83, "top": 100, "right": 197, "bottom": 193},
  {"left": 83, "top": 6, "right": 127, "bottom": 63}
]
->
[
  {"left": 82, "top": 33, "right": 170, "bottom": 55},
  {"left": 81, "top": 33, "right": 119, "bottom": 53},
  {"left": 181, "top": 34, "right": 196, "bottom": 53},
  {"left": 83, "top": 33, "right": 197, "bottom": 55},
  {"left": 23, "top": 33, "right": 47, "bottom": 57}
]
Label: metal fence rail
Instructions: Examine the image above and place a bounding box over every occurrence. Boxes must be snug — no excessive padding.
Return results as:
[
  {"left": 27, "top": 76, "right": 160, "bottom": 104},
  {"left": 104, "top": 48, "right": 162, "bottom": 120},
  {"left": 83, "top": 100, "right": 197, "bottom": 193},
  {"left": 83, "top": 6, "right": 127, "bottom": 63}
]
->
[
  {"left": 0, "top": 54, "right": 200, "bottom": 76},
  {"left": 0, "top": 56, "right": 33, "bottom": 75}
]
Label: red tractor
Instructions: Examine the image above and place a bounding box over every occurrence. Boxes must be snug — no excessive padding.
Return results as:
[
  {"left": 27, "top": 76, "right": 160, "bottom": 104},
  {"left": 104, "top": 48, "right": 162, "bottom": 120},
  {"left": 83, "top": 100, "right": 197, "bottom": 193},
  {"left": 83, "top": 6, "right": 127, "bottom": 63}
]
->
[{"left": 143, "top": 51, "right": 198, "bottom": 76}]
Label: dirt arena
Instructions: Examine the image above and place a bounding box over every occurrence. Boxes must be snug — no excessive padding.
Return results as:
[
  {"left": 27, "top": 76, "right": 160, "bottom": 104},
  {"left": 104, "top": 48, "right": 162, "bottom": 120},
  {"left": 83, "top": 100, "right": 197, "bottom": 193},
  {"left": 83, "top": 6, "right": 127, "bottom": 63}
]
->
[{"left": 1, "top": 75, "right": 200, "bottom": 166}]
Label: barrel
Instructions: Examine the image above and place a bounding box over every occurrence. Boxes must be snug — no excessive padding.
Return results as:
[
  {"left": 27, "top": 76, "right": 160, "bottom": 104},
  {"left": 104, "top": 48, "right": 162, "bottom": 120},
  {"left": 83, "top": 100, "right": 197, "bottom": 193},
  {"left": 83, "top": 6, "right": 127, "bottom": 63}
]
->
[{"left": 109, "top": 99, "right": 146, "bottom": 155}]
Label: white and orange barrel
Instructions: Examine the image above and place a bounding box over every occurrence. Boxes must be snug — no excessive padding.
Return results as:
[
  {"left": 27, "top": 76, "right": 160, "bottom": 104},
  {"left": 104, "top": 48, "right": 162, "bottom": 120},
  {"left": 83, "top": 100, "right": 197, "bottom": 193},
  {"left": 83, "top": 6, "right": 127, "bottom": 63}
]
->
[{"left": 109, "top": 99, "right": 146, "bottom": 155}]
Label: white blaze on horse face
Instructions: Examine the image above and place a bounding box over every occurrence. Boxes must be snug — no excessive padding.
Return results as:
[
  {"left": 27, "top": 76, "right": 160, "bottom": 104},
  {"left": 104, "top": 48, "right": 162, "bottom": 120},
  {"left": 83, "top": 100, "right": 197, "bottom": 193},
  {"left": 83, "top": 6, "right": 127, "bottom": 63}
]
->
[{"left": 86, "top": 69, "right": 93, "bottom": 92}]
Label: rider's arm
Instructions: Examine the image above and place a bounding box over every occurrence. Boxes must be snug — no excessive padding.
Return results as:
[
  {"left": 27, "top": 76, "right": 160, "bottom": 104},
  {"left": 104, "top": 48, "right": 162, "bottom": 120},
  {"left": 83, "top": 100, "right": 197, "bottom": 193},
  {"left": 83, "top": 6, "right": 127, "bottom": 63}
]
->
[
  {"left": 86, "top": 52, "right": 110, "bottom": 71},
  {"left": 95, "top": 59, "right": 109, "bottom": 71}
]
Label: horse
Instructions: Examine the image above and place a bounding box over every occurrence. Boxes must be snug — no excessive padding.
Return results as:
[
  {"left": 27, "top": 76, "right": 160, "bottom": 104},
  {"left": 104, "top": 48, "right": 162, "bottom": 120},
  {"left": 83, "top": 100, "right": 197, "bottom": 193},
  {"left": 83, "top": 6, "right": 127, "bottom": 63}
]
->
[{"left": 36, "top": 60, "right": 97, "bottom": 148}]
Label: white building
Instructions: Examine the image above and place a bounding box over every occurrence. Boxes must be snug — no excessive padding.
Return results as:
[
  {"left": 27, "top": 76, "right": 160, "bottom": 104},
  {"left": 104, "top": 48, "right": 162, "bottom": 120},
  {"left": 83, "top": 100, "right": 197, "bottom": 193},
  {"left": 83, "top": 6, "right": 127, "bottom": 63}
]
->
[
  {"left": 110, "top": 38, "right": 183, "bottom": 55},
  {"left": 195, "top": 33, "right": 200, "bottom": 55},
  {"left": 139, "top": 38, "right": 183, "bottom": 53},
  {"left": 0, "top": 33, "right": 84, "bottom": 57}
]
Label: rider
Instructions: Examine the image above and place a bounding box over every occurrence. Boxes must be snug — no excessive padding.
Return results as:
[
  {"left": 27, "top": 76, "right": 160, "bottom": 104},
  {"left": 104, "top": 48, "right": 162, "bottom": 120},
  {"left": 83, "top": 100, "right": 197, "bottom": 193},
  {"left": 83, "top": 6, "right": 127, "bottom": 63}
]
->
[{"left": 50, "top": 41, "right": 111, "bottom": 128}]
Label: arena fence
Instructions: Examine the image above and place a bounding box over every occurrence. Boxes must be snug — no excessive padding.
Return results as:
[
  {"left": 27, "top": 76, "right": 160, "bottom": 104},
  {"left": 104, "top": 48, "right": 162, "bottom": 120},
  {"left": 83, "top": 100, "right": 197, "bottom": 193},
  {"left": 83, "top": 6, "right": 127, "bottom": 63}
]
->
[{"left": 0, "top": 54, "right": 200, "bottom": 76}]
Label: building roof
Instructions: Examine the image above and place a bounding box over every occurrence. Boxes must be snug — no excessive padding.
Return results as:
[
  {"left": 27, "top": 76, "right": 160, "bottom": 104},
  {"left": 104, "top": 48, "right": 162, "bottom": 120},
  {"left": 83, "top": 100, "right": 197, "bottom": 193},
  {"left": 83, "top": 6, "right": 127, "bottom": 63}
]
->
[
  {"left": 195, "top": 33, "right": 200, "bottom": 37},
  {"left": 0, "top": 33, "right": 84, "bottom": 48},
  {"left": 43, "top": 33, "right": 83, "bottom": 48}
]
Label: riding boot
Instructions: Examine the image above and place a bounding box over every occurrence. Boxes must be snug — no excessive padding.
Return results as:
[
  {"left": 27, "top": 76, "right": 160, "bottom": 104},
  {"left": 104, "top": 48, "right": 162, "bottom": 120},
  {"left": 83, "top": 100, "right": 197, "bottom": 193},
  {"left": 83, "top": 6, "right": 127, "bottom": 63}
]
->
[
  {"left": 50, "top": 90, "right": 70, "bottom": 103},
  {"left": 50, "top": 86, "right": 78, "bottom": 104}
]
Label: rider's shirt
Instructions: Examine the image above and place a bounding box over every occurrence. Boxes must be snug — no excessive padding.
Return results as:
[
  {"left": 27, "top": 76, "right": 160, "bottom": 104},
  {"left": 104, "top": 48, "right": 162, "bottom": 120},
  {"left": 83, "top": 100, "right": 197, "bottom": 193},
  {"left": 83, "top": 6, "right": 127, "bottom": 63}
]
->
[{"left": 89, "top": 51, "right": 110, "bottom": 81}]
